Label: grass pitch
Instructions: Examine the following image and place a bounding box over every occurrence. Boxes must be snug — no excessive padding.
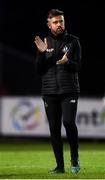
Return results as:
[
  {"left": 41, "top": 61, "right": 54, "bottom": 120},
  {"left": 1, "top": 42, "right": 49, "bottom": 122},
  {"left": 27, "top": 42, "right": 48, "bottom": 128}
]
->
[{"left": 0, "top": 140, "right": 105, "bottom": 179}]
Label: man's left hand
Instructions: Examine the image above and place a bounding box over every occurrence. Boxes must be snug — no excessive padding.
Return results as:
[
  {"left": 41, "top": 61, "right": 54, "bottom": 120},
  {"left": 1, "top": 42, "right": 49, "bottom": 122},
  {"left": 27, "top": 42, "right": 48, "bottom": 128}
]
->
[{"left": 56, "top": 52, "right": 68, "bottom": 65}]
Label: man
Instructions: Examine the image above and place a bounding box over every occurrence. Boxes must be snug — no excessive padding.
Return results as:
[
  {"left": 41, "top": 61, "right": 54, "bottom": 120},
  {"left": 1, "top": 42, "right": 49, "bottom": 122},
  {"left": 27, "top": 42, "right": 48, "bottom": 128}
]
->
[{"left": 34, "top": 9, "right": 81, "bottom": 174}]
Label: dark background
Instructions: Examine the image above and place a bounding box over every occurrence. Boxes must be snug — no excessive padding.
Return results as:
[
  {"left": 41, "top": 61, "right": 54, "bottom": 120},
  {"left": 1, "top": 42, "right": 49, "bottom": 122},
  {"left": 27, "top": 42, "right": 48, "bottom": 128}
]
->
[{"left": 0, "top": 0, "right": 105, "bottom": 97}]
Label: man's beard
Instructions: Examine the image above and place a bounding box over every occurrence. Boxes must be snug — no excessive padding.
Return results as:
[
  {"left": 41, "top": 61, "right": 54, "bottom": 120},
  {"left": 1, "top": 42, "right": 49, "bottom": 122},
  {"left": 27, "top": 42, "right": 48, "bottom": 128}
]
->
[{"left": 56, "top": 27, "right": 64, "bottom": 34}]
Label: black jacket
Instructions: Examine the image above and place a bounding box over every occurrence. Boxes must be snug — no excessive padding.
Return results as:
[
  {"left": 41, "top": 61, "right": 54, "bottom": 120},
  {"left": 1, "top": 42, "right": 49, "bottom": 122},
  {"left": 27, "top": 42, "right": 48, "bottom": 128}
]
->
[{"left": 35, "top": 30, "right": 81, "bottom": 95}]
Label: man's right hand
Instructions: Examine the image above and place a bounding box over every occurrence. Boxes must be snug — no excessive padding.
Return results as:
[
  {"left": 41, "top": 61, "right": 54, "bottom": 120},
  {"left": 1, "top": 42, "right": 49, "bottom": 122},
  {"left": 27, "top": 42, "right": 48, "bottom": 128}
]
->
[{"left": 34, "top": 36, "right": 47, "bottom": 52}]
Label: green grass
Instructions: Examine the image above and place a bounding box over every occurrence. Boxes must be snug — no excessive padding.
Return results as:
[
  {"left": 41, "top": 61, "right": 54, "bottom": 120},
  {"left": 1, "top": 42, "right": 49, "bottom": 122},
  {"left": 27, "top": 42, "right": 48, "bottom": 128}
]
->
[{"left": 0, "top": 141, "right": 105, "bottom": 179}]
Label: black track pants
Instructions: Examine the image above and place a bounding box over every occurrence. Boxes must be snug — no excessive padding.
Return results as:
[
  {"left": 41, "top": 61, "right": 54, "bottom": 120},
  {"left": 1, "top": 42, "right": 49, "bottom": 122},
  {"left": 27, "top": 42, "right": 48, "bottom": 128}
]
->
[{"left": 43, "top": 94, "right": 79, "bottom": 168}]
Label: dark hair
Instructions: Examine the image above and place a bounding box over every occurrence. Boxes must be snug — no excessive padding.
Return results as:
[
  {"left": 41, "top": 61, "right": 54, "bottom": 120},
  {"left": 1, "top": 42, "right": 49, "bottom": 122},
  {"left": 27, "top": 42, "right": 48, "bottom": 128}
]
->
[{"left": 47, "top": 9, "right": 64, "bottom": 19}]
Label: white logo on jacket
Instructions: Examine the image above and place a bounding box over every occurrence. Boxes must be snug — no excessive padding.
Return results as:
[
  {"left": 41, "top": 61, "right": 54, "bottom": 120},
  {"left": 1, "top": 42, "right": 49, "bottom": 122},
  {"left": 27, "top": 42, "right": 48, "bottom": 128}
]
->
[
  {"left": 62, "top": 46, "right": 69, "bottom": 53},
  {"left": 70, "top": 99, "right": 76, "bottom": 103},
  {"left": 46, "top": 48, "right": 54, "bottom": 52}
]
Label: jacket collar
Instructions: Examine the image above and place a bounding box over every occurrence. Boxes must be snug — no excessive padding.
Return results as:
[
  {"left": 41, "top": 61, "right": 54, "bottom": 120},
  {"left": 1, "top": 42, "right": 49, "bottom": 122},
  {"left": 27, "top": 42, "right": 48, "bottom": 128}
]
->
[{"left": 48, "top": 30, "right": 68, "bottom": 40}]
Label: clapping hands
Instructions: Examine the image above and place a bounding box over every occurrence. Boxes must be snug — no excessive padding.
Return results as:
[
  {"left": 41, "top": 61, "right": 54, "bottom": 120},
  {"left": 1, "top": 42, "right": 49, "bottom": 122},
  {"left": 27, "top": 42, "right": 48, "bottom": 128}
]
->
[
  {"left": 34, "top": 36, "right": 47, "bottom": 52},
  {"left": 56, "top": 52, "right": 68, "bottom": 65}
]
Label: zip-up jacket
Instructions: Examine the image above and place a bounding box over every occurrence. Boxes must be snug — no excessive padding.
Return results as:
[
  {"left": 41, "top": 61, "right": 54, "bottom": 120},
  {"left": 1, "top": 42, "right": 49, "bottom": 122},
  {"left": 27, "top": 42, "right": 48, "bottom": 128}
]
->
[{"left": 35, "top": 30, "right": 81, "bottom": 95}]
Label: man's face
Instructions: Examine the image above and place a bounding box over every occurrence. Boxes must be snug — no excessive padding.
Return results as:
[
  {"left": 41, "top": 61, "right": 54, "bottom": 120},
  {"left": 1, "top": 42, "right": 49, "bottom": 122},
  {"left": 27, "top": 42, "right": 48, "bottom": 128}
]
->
[{"left": 47, "top": 15, "right": 65, "bottom": 35}]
